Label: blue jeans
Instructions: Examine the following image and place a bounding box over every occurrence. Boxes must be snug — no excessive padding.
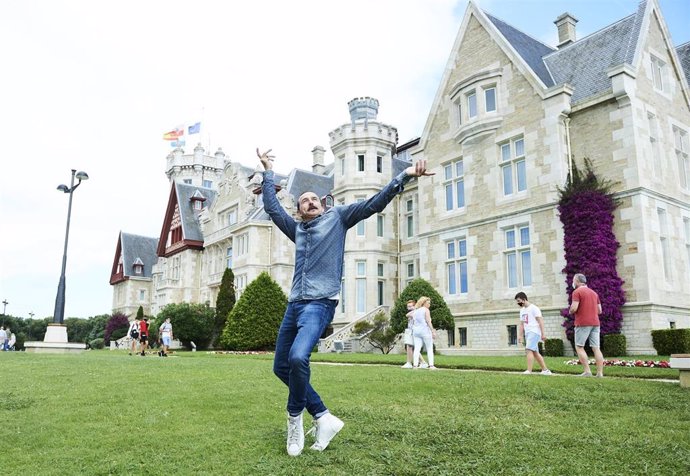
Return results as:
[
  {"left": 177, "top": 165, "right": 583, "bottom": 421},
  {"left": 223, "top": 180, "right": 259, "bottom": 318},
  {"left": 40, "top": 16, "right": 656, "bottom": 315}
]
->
[{"left": 273, "top": 298, "right": 336, "bottom": 417}]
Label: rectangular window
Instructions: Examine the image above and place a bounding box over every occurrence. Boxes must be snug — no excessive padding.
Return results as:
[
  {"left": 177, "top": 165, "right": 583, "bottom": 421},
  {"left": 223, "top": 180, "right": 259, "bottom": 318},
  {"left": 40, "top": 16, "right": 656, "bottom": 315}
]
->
[
  {"left": 377, "top": 155, "right": 383, "bottom": 173},
  {"left": 459, "top": 327, "right": 467, "bottom": 347},
  {"left": 340, "top": 279, "right": 345, "bottom": 313},
  {"left": 226, "top": 247, "right": 233, "bottom": 269},
  {"left": 356, "top": 198, "right": 365, "bottom": 236},
  {"left": 504, "top": 225, "right": 531, "bottom": 288},
  {"left": 651, "top": 55, "right": 666, "bottom": 92},
  {"left": 507, "top": 325, "right": 518, "bottom": 346},
  {"left": 203, "top": 180, "right": 213, "bottom": 188},
  {"left": 138, "top": 289, "right": 145, "bottom": 302},
  {"left": 171, "top": 256, "right": 180, "bottom": 280},
  {"left": 377, "top": 280, "right": 384, "bottom": 306},
  {"left": 227, "top": 208, "right": 238, "bottom": 226},
  {"left": 357, "top": 154, "right": 365, "bottom": 172},
  {"left": 356, "top": 260, "right": 366, "bottom": 313},
  {"left": 446, "top": 238, "right": 468, "bottom": 295},
  {"left": 406, "top": 199, "right": 414, "bottom": 238},
  {"left": 406, "top": 262, "right": 415, "bottom": 285},
  {"left": 340, "top": 156, "right": 345, "bottom": 176},
  {"left": 236, "top": 233, "right": 249, "bottom": 256},
  {"left": 183, "top": 179, "right": 192, "bottom": 184},
  {"left": 443, "top": 160, "right": 465, "bottom": 211},
  {"left": 658, "top": 208, "right": 671, "bottom": 281},
  {"left": 648, "top": 113, "right": 661, "bottom": 178},
  {"left": 500, "top": 137, "right": 526, "bottom": 196},
  {"left": 484, "top": 86, "right": 496, "bottom": 113},
  {"left": 377, "top": 214, "right": 384, "bottom": 237},
  {"left": 467, "top": 91, "right": 477, "bottom": 118},
  {"left": 447, "top": 329, "right": 455, "bottom": 346},
  {"left": 377, "top": 262, "right": 384, "bottom": 277},
  {"left": 457, "top": 102, "right": 462, "bottom": 125},
  {"left": 673, "top": 126, "right": 689, "bottom": 190}
]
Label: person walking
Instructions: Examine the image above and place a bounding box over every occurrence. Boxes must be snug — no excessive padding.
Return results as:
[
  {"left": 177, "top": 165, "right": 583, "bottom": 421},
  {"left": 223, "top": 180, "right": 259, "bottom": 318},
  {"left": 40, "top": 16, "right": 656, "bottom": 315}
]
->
[
  {"left": 570, "top": 273, "right": 604, "bottom": 378},
  {"left": 515, "top": 292, "right": 552, "bottom": 375},
  {"left": 258, "top": 147, "right": 433, "bottom": 456},
  {"left": 158, "top": 317, "right": 173, "bottom": 357},
  {"left": 0, "top": 326, "right": 7, "bottom": 351},
  {"left": 128, "top": 317, "right": 140, "bottom": 355},
  {"left": 138, "top": 317, "right": 150, "bottom": 356},
  {"left": 411, "top": 297, "right": 436, "bottom": 370},
  {"left": 402, "top": 299, "right": 426, "bottom": 369}
]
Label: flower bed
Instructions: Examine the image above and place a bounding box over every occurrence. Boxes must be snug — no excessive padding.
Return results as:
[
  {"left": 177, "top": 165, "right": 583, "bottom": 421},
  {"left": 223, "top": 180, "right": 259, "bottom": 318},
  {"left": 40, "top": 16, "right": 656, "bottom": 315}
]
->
[{"left": 564, "top": 359, "right": 670, "bottom": 368}]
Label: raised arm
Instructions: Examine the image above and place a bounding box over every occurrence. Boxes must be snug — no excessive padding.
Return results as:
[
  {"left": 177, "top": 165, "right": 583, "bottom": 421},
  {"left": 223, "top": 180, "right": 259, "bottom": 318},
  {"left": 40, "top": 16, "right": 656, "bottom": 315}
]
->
[
  {"left": 257, "top": 148, "right": 297, "bottom": 242},
  {"left": 337, "top": 159, "right": 434, "bottom": 229}
]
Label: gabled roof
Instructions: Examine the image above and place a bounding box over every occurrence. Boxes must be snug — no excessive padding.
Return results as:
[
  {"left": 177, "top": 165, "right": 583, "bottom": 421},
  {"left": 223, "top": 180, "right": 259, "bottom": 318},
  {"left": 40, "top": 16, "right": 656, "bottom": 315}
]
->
[
  {"left": 676, "top": 42, "right": 690, "bottom": 90},
  {"left": 543, "top": 7, "right": 643, "bottom": 103},
  {"left": 485, "top": 13, "right": 555, "bottom": 87},
  {"left": 157, "top": 182, "right": 217, "bottom": 256},
  {"left": 110, "top": 231, "right": 158, "bottom": 284}
]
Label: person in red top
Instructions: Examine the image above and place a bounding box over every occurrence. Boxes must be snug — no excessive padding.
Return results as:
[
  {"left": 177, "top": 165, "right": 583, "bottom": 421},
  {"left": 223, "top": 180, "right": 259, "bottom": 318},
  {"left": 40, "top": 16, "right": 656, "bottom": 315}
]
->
[
  {"left": 569, "top": 273, "right": 604, "bottom": 377},
  {"left": 138, "top": 317, "right": 149, "bottom": 356}
]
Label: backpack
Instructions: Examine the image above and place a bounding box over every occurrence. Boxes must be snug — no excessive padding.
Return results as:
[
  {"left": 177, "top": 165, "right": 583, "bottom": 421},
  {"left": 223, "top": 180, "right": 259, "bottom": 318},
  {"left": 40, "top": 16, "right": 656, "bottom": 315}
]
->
[{"left": 129, "top": 322, "right": 140, "bottom": 339}]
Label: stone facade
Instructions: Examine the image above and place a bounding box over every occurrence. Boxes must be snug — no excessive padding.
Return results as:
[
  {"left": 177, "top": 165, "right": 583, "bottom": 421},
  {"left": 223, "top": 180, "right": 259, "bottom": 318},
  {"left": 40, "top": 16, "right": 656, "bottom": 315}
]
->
[{"left": 112, "top": 0, "right": 690, "bottom": 355}]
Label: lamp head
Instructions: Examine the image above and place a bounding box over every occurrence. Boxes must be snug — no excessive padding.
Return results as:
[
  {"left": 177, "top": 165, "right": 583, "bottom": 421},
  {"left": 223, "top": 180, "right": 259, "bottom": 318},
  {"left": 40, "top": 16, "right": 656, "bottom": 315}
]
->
[
  {"left": 75, "top": 171, "right": 89, "bottom": 181},
  {"left": 57, "top": 184, "right": 70, "bottom": 193}
]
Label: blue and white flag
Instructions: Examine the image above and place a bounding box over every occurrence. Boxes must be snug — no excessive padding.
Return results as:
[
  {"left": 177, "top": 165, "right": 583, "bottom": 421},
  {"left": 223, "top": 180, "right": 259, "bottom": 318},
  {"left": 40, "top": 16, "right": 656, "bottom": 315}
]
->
[{"left": 188, "top": 122, "right": 201, "bottom": 134}]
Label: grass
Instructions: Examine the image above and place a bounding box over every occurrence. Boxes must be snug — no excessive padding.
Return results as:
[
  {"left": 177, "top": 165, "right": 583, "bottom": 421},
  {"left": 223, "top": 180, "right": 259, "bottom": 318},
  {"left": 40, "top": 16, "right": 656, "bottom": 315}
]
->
[{"left": 0, "top": 351, "right": 688, "bottom": 475}]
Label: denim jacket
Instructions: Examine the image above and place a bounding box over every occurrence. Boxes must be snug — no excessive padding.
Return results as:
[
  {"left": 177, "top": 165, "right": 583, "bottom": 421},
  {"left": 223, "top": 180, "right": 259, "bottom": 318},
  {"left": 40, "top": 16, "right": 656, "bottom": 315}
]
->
[{"left": 262, "top": 169, "right": 412, "bottom": 302}]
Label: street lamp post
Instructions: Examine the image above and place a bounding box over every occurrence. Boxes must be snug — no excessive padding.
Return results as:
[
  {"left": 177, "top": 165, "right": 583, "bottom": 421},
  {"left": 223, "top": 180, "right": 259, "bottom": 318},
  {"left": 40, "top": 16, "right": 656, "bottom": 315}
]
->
[
  {"left": 1, "top": 299, "right": 7, "bottom": 315},
  {"left": 52, "top": 169, "right": 89, "bottom": 325}
]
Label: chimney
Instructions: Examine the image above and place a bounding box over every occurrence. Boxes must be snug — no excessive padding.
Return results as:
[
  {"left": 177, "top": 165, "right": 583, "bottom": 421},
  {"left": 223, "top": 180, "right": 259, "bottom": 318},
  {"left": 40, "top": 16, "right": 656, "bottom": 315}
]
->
[
  {"left": 554, "top": 13, "right": 578, "bottom": 48},
  {"left": 311, "top": 145, "right": 326, "bottom": 175}
]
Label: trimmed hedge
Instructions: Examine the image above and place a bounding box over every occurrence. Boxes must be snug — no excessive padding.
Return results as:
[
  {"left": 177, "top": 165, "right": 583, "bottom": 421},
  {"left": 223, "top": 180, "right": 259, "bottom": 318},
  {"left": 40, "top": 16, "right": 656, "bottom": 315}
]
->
[
  {"left": 90, "top": 338, "right": 104, "bottom": 349},
  {"left": 651, "top": 328, "right": 690, "bottom": 355},
  {"left": 540, "top": 338, "right": 564, "bottom": 357},
  {"left": 602, "top": 333, "right": 626, "bottom": 357}
]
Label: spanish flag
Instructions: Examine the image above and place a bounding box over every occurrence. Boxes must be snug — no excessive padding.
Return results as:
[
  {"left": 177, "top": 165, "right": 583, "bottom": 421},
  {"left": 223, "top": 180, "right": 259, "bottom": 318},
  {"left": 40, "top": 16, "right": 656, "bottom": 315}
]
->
[{"left": 163, "top": 129, "right": 184, "bottom": 140}]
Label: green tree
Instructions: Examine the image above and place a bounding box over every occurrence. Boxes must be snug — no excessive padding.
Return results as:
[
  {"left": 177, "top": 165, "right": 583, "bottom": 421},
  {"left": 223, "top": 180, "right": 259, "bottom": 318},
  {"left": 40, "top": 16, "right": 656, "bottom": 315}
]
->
[
  {"left": 220, "top": 272, "right": 287, "bottom": 351},
  {"left": 65, "top": 317, "right": 93, "bottom": 343},
  {"left": 353, "top": 311, "right": 399, "bottom": 354},
  {"left": 213, "top": 267, "right": 236, "bottom": 347},
  {"left": 136, "top": 306, "right": 144, "bottom": 319},
  {"left": 156, "top": 302, "right": 214, "bottom": 350},
  {"left": 86, "top": 314, "right": 110, "bottom": 342},
  {"left": 390, "top": 278, "right": 454, "bottom": 333}
]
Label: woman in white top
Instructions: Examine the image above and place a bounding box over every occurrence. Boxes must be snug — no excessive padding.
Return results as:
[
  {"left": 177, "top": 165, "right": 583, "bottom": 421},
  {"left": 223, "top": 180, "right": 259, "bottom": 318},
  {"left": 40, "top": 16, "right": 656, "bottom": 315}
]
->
[{"left": 412, "top": 296, "right": 436, "bottom": 369}]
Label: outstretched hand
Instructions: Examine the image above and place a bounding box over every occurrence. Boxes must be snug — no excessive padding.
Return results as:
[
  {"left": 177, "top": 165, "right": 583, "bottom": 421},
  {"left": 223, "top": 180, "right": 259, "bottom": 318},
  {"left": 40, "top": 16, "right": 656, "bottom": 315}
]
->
[
  {"left": 256, "top": 148, "right": 275, "bottom": 171},
  {"left": 404, "top": 159, "right": 435, "bottom": 177}
]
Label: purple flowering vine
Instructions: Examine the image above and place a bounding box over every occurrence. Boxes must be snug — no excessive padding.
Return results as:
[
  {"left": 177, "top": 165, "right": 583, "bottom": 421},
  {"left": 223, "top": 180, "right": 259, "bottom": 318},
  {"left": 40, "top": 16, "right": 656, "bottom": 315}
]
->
[{"left": 558, "top": 159, "right": 626, "bottom": 339}]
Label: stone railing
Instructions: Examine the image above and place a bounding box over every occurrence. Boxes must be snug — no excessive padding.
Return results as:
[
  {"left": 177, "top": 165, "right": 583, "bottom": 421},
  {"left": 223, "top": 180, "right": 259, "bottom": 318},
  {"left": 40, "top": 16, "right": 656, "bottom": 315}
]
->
[{"left": 318, "top": 305, "right": 389, "bottom": 353}]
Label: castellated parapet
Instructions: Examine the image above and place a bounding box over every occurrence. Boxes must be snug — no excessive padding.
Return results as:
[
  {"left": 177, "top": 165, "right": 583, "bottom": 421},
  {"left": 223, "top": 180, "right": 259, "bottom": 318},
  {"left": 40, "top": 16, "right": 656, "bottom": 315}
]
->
[{"left": 165, "top": 144, "right": 230, "bottom": 188}]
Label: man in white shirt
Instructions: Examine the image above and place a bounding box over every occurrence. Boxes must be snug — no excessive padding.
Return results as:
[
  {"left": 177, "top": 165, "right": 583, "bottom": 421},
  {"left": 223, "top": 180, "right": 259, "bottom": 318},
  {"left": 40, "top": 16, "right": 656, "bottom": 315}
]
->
[
  {"left": 0, "top": 326, "right": 7, "bottom": 351},
  {"left": 159, "top": 318, "right": 173, "bottom": 357},
  {"left": 515, "top": 292, "right": 552, "bottom": 375}
]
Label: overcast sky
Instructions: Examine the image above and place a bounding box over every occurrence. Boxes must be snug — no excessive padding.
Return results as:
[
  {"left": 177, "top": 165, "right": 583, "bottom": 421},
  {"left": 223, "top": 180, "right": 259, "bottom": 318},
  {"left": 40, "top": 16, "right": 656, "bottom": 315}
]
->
[{"left": 1, "top": 0, "right": 688, "bottom": 320}]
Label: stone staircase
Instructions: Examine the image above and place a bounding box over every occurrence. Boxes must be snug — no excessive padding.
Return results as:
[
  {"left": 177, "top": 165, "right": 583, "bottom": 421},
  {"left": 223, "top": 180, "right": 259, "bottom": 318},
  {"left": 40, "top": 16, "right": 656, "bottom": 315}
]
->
[{"left": 318, "top": 305, "right": 389, "bottom": 353}]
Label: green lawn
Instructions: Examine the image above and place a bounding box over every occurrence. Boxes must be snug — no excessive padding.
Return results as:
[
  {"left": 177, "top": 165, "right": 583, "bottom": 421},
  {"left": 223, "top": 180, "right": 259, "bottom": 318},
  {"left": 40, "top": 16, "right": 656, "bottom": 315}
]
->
[{"left": 1, "top": 351, "right": 688, "bottom": 475}]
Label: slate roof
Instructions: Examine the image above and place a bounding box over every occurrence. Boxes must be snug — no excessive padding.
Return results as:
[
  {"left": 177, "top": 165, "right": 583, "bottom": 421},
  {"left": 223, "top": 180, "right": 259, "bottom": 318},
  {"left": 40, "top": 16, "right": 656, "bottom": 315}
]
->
[
  {"left": 174, "top": 183, "right": 217, "bottom": 242},
  {"left": 543, "top": 9, "right": 642, "bottom": 103},
  {"left": 483, "top": 1, "right": 689, "bottom": 105},
  {"left": 677, "top": 42, "right": 690, "bottom": 89},
  {"left": 485, "top": 13, "right": 555, "bottom": 87},
  {"left": 120, "top": 232, "right": 158, "bottom": 278}
]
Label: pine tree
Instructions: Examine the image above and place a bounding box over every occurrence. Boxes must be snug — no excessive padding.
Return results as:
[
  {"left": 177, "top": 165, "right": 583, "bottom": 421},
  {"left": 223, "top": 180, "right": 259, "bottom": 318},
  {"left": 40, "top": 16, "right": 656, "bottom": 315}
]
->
[
  {"left": 557, "top": 158, "right": 626, "bottom": 339},
  {"left": 390, "top": 278, "right": 454, "bottom": 333},
  {"left": 213, "top": 267, "right": 236, "bottom": 347},
  {"left": 220, "top": 272, "right": 287, "bottom": 351},
  {"left": 136, "top": 306, "right": 144, "bottom": 319}
]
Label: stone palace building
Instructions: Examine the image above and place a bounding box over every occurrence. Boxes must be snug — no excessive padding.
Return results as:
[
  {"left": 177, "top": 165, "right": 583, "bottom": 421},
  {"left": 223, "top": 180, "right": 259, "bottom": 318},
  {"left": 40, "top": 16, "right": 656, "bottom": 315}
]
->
[{"left": 111, "top": 0, "right": 690, "bottom": 354}]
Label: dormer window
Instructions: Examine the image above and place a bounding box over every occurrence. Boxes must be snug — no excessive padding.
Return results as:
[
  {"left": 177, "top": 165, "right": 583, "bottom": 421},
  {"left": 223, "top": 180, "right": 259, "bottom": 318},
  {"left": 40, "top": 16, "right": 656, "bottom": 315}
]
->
[
  {"left": 190, "top": 190, "right": 207, "bottom": 211},
  {"left": 133, "top": 258, "right": 144, "bottom": 276},
  {"left": 650, "top": 54, "right": 667, "bottom": 92}
]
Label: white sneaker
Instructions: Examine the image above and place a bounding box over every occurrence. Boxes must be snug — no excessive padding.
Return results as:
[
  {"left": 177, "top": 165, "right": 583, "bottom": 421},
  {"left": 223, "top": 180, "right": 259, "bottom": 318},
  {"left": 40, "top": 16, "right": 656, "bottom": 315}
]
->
[
  {"left": 401, "top": 362, "right": 413, "bottom": 369},
  {"left": 286, "top": 413, "right": 304, "bottom": 457},
  {"left": 541, "top": 369, "right": 553, "bottom": 375},
  {"left": 308, "top": 413, "right": 344, "bottom": 451},
  {"left": 522, "top": 370, "right": 533, "bottom": 374},
  {"left": 420, "top": 362, "right": 429, "bottom": 369}
]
